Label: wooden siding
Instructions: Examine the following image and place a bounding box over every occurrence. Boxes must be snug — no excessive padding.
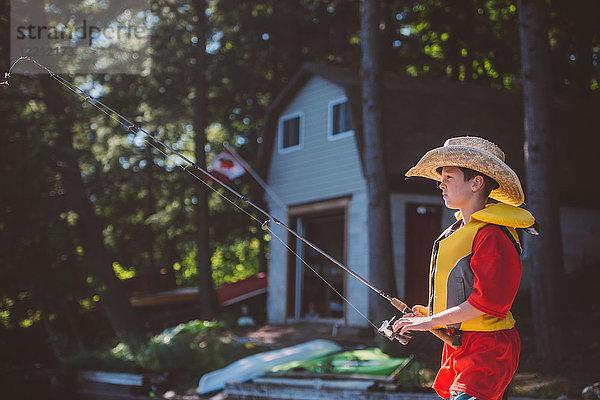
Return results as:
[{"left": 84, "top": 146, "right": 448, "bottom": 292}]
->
[{"left": 266, "top": 76, "right": 365, "bottom": 207}]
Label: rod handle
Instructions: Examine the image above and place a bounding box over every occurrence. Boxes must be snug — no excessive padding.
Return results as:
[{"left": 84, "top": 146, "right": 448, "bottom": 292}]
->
[
  {"left": 390, "top": 297, "right": 409, "bottom": 313},
  {"left": 390, "top": 297, "right": 460, "bottom": 349}
]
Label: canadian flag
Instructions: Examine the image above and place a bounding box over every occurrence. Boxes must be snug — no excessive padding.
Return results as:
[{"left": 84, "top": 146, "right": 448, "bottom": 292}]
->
[{"left": 208, "top": 149, "right": 246, "bottom": 183}]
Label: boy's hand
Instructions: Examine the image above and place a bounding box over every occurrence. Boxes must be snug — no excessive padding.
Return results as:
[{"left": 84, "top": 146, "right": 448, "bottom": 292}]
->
[
  {"left": 394, "top": 301, "right": 485, "bottom": 336},
  {"left": 392, "top": 305, "right": 431, "bottom": 334},
  {"left": 402, "top": 305, "right": 428, "bottom": 318},
  {"left": 412, "top": 305, "right": 429, "bottom": 317},
  {"left": 392, "top": 315, "right": 436, "bottom": 335}
]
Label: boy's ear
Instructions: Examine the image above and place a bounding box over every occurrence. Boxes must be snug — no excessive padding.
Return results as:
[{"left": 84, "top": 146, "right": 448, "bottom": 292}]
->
[{"left": 472, "top": 175, "right": 484, "bottom": 192}]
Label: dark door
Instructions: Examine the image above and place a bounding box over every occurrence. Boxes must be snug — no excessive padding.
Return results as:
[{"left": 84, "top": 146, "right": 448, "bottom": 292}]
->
[
  {"left": 405, "top": 203, "right": 442, "bottom": 307},
  {"left": 301, "top": 213, "right": 345, "bottom": 319}
]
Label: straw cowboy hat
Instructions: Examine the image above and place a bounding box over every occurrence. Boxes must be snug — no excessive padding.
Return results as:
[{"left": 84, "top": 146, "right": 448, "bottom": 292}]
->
[{"left": 405, "top": 136, "right": 525, "bottom": 207}]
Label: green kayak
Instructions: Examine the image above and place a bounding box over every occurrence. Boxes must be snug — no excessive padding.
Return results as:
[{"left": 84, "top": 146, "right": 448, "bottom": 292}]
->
[{"left": 271, "top": 347, "right": 411, "bottom": 377}]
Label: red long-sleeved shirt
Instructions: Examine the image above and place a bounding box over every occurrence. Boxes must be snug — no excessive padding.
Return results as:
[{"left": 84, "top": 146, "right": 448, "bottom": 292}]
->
[{"left": 467, "top": 224, "right": 522, "bottom": 319}]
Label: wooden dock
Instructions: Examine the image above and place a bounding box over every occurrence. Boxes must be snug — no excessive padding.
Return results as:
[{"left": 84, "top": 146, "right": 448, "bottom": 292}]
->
[{"left": 220, "top": 372, "right": 439, "bottom": 400}]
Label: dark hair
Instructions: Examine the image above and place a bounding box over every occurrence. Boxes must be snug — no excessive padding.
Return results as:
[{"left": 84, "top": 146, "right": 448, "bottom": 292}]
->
[
  {"left": 458, "top": 167, "right": 499, "bottom": 198},
  {"left": 437, "top": 166, "right": 499, "bottom": 198}
]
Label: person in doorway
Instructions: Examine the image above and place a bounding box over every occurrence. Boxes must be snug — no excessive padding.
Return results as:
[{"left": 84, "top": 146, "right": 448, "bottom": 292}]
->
[
  {"left": 305, "top": 301, "right": 319, "bottom": 320},
  {"left": 393, "top": 136, "right": 537, "bottom": 400}
]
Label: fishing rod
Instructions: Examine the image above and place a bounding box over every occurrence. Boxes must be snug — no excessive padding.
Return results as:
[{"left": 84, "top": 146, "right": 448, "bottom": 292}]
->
[{"left": 2, "top": 57, "right": 458, "bottom": 348}]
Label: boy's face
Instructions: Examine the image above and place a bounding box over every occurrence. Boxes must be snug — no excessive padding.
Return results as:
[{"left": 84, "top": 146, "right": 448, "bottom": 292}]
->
[{"left": 439, "top": 166, "right": 475, "bottom": 210}]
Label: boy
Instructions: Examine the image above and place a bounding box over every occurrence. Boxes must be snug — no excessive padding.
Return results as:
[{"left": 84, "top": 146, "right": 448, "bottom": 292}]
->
[{"left": 393, "top": 137, "right": 536, "bottom": 400}]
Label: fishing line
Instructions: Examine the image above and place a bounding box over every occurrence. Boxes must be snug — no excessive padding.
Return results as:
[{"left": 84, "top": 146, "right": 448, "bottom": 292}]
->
[
  {"left": 146, "top": 137, "right": 379, "bottom": 328},
  {"left": 3, "top": 56, "right": 402, "bottom": 332},
  {"left": 145, "top": 137, "right": 263, "bottom": 225}
]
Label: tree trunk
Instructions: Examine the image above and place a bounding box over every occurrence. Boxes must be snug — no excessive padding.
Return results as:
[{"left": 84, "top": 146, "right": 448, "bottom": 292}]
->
[
  {"left": 573, "top": 0, "right": 593, "bottom": 96},
  {"left": 517, "top": 0, "right": 566, "bottom": 360},
  {"left": 40, "top": 76, "right": 144, "bottom": 347},
  {"left": 191, "top": 0, "right": 219, "bottom": 320},
  {"left": 360, "top": 0, "right": 398, "bottom": 326}
]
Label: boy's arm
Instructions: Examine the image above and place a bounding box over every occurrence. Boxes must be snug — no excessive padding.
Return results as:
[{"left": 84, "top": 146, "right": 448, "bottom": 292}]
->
[{"left": 393, "top": 301, "right": 484, "bottom": 335}]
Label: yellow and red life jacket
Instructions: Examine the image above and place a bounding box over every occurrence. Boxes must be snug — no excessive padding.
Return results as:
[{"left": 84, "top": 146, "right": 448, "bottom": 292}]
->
[{"left": 428, "top": 203, "right": 535, "bottom": 331}]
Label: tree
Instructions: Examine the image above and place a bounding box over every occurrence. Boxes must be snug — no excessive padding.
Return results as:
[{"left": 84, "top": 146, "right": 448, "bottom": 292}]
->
[
  {"left": 383, "top": 0, "right": 523, "bottom": 88},
  {"left": 191, "top": 0, "right": 219, "bottom": 319},
  {"left": 360, "top": 0, "right": 398, "bottom": 325},
  {"left": 517, "top": 0, "right": 565, "bottom": 359},
  {"left": 39, "top": 76, "right": 144, "bottom": 348}
]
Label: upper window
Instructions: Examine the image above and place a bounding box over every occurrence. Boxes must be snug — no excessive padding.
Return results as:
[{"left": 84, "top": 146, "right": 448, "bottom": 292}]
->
[
  {"left": 328, "top": 98, "right": 353, "bottom": 139},
  {"left": 279, "top": 112, "right": 303, "bottom": 153}
]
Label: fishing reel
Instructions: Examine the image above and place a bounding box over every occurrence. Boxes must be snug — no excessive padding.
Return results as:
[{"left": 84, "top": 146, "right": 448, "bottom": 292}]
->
[{"left": 378, "top": 315, "right": 412, "bottom": 345}]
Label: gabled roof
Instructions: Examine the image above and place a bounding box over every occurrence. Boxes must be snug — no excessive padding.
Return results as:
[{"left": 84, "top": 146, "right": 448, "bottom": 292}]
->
[
  {"left": 256, "top": 63, "right": 364, "bottom": 183},
  {"left": 257, "top": 63, "right": 600, "bottom": 205}
]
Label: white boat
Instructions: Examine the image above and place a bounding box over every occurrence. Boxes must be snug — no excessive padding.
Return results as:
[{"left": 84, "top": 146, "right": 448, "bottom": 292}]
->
[{"left": 196, "top": 339, "right": 342, "bottom": 394}]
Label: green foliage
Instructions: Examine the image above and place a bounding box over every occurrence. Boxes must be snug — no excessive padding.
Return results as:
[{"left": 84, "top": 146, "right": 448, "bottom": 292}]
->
[
  {"left": 136, "top": 321, "right": 230, "bottom": 377},
  {"left": 389, "top": 0, "right": 523, "bottom": 88},
  {"left": 173, "top": 235, "right": 263, "bottom": 287},
  {"left": 211, "top": 236, "right": 262, "bottom": 287},
  {"left": 60, "top": 346, "right": 139, "bottom": 374},
  {"left": 173, "top": 254, "right": 198, "bottom": 287},
  {"left": 113, "top": 262, "right": 136, "bottom": 280},
  {"left": 60, "top": 320, "right": 265, "bottom": 384}
]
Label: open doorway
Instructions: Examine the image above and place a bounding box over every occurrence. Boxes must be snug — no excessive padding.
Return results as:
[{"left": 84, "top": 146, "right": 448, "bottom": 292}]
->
[
  {"left": 286, "top": 208, "right": 346, "bottom": 322},
  {"left": 404, "top": 203, "right": 441, "bottom": 306}
]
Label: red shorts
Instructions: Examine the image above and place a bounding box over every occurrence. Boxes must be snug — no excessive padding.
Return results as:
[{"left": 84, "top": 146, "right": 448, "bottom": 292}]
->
[{"left": 433, "top": 328, "right": 520, "bottom": 400}]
